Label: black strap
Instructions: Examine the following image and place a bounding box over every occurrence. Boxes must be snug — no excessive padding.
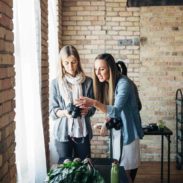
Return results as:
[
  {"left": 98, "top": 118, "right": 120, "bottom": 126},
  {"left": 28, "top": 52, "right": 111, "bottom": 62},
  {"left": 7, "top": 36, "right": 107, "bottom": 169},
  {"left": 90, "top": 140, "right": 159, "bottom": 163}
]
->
[
  {"left": 119, "top": 128, "right": 123, "bottom": 163},
  {"left": 110, "top": 129, "right": 113, "bottom": 159}
]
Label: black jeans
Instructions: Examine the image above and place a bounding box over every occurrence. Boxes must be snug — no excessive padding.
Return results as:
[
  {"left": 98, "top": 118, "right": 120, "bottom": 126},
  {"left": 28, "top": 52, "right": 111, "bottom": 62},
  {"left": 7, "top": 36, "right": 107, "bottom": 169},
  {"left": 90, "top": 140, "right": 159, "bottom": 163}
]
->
[
  {"left": 130, "top": 168, "right": 138, "bottom": 182},
  {"left": 55, "top": 135, "right": 91, "bottom": 163}
]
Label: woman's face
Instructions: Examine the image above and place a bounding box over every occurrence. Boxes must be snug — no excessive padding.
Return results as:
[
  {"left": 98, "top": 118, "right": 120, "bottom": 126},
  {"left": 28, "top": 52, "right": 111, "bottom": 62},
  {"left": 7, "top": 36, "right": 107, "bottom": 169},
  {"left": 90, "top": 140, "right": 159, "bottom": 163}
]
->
[
  {"left": 94, "top": 59, "right": 110, "bottom": 82},
  {"left": 62, "top": 55, "right": 78, "bottom": 76}
]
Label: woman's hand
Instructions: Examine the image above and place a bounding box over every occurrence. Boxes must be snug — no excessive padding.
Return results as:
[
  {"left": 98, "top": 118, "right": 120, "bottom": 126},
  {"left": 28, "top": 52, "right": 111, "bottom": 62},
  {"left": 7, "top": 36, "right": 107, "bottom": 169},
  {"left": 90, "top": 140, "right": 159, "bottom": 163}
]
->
[
  {"left": 100, "top": 118, "right": 111, "bottom": 136},
  {"left": 100, "top": 124, "right": 108, "bottom": 136},
  {"left": 80, "top": 107, "right": 89, "bottom": 116},
  {"left": 75, "top": 96, "right": 95, "bottom": 108},
  {"left": 75, "top": 96, "right": 108, "bottom": 113},
  {"left": 56, "top": 109, "right": 71, "bottom": 118}
]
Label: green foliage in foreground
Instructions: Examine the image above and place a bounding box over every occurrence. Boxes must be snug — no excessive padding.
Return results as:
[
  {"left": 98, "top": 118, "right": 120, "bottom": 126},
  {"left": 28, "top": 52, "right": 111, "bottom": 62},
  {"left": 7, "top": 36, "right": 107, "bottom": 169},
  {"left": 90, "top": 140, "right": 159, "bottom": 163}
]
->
[{"left": 46, "top": 159, "right": 105, "bottom": 183}]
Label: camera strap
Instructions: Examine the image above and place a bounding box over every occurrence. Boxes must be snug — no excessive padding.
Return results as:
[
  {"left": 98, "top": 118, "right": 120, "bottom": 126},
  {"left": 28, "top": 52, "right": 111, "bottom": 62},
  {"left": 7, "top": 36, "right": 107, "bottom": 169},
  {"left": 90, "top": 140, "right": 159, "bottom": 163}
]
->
[
  {"left": 119, "top": 128, "right": 123, "bottom": 163},
  {"left": 110, "top": 129, "right": 113, "bottom": 159}
]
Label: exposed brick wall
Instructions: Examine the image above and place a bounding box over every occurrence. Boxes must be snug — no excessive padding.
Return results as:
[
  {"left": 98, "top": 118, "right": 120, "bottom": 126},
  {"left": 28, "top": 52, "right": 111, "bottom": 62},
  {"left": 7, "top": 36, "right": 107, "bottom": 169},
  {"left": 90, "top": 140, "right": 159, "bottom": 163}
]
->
[
  {"left": 0, "top": 0, "right": 16, "bottom": 182},
  {"left": 62, "top": 0, "right": 140, "bottom": 82},
  {"left": 40, "top": 0, "right": 50, "bottom": 169},
  {"left": 58, "top": 0, "right": 63, "bottom": 50},
  {"left": 140, "top": 6, "right": 183, "bottom": 161}
]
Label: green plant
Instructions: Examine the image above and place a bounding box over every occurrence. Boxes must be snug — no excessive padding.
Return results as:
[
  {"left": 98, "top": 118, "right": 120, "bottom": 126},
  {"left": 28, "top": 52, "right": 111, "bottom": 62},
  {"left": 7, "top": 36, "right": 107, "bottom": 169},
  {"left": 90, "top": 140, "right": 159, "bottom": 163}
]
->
[
  {"left": 158, "top": 120, "right": 165, "bottom": 130},
  {"left": 46, "top": 158, "right": 105, "bottom": 183}
]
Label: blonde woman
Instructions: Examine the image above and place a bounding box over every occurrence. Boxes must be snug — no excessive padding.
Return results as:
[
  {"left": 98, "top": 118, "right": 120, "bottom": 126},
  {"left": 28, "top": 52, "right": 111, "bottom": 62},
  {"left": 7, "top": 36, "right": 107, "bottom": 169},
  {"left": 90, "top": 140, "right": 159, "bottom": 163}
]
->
[
  {"left": 49, "top": 45, "right": 95, "bottom": 163},
  {"left": 76, "top": 53, "right": 144, "bottom": 183}
]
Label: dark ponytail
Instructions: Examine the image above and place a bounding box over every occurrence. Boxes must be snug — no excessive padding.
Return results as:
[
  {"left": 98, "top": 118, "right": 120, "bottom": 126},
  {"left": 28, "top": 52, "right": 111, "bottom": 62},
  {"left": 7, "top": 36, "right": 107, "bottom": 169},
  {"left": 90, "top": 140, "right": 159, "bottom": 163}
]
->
[{"left": 116, "top": 60, "right": 127, "bottom": 76}]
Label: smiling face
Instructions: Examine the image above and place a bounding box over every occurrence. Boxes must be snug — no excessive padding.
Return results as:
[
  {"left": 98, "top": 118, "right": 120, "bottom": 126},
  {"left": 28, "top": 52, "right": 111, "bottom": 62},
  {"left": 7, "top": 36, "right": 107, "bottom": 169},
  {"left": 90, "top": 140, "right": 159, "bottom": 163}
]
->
[
  {"left": 62, "top": 55, "right": 78, "bottom": 76},
  {"left": 94, "top": 59, "right": 110, "bottom": 82}
]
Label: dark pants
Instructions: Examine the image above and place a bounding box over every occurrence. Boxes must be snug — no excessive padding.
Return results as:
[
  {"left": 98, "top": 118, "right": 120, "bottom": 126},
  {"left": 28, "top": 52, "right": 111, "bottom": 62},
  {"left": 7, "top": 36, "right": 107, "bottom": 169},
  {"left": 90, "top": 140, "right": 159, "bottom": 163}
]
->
[
  {"left": 130, "top": 168, "right": 138, "bottom": 182},
  {"left": 55, "top": 135, "right": 91, "bottom": 163}
]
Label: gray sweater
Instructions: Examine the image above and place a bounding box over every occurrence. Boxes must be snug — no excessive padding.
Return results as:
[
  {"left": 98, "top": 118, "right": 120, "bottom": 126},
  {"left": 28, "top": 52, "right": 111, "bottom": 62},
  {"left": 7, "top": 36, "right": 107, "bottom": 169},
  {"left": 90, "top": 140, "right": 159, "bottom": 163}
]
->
[{"left": 49, "top": 76, "right": 96, "bottom": 142}]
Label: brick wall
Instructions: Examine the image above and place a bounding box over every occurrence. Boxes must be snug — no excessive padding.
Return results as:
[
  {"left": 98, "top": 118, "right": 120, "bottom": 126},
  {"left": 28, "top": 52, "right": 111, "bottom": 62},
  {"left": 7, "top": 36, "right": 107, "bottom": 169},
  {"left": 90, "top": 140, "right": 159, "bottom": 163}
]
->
[
  {"left": 0, "top": 0, "right": 16, "bottom": 182},
  {"left": 62, "top": 0, "right": 140, "bottom": 81},
  {"left": 140, "top": 6, "right": 183, "bottom": 161},
  {"left": 58, "top": 0, "right": 63, "bottom": 50},
  {"left": 40, "top": 0, "right": 49, "bottom": 169},
  {"left": 61, "top": 0, "right": 183, "bottom": 161}
]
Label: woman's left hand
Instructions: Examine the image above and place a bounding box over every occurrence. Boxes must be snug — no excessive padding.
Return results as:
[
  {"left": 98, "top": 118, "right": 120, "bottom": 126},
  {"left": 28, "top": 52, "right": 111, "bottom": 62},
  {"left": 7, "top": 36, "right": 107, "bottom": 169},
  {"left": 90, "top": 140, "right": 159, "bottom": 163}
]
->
[
  {"left": 80, "top": 107, "right": 89, "bottom": 116},
  {"left": 100, "top": 124, "right": 108, "bottom": 136}
]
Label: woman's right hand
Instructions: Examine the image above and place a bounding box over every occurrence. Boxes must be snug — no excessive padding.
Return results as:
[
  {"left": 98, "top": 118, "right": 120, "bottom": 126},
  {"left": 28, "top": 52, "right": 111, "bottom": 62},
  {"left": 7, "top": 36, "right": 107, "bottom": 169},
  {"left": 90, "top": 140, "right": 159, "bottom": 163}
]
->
[{"left": 56, "top": 109, "right": 71, "bottom": 118}]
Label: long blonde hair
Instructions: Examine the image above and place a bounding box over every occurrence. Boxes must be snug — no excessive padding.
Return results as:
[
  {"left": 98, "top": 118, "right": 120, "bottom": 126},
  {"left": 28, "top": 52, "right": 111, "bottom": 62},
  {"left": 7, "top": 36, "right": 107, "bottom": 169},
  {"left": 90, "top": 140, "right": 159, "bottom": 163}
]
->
[
  {"left": 58, "top": 45, "right": 85, "bottom": 79},
  {"left": 93, "top": 53, "right": 121, "bottom": 105}
]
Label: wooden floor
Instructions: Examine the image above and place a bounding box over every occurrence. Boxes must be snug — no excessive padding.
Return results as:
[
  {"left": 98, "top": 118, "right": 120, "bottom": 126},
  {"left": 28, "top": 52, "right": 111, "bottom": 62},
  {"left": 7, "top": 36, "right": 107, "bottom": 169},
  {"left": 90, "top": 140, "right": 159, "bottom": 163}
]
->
[{"left": 135, "top": 162, "right": 183, "bottom": 183}]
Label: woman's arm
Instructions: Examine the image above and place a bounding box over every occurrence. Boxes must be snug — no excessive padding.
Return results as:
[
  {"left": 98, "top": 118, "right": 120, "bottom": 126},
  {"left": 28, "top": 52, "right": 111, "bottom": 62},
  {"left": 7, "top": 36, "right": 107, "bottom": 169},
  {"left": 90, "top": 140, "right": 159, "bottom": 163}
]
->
[
  {"left": 93, "top": 100, "right": 107, "bottom": 113},
  {"left": 76, "top": 77, "right": 130, "bottom": 119},
  {"left": 107, "top": 78, "right": 130, "bottom": 119},
  {"left": 84, "top": 78, "right": 96, "bottom": 117},
  {"left": 49, "top": 79, "right": 70, "bottom": 119}
]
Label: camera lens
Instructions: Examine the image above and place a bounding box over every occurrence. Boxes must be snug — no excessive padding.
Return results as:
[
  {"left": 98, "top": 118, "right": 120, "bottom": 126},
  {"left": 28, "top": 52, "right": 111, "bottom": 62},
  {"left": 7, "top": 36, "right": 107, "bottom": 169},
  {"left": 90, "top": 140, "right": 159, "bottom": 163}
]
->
[
  {"left": 105, "top": 118, "right": 122, "bottom": 130},
  {"left": 66, "top": 103, "right": 81, "bottom": 118},
  {"left": 66, "top": 103, "right": 73, "bottom": 114},
  {"left": 71, "top": 106, "right": 81, "bottom": 118},
  {"left": 106, "top": 120, "right": 114, "bottom": 129},
  {"left": 114, "top": 122, "right": 121, "bottom": 130}
]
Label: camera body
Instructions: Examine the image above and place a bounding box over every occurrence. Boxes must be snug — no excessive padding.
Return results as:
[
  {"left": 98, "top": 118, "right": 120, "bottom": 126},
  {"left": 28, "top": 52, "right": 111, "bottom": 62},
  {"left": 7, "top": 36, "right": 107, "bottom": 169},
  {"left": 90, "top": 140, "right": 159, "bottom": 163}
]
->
[
  {"left": 106, "top": 118, "right": 122, "bottom": 130},
  {"left": 66, "top": 103, "right": 81, "bottom": 118},
  {"left": 149, "top": 123, "right": 158, "bottom": 131},
  {"left": 143, "top": 123, "right": 158, "bottom": 132}
]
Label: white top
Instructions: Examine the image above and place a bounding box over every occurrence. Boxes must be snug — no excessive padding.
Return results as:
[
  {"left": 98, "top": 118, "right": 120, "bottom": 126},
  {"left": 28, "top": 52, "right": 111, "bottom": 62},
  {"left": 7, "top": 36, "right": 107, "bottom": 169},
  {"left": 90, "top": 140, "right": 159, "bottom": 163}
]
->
[{"left": 112, "top": 129, "right": 140, "bottom": 170}]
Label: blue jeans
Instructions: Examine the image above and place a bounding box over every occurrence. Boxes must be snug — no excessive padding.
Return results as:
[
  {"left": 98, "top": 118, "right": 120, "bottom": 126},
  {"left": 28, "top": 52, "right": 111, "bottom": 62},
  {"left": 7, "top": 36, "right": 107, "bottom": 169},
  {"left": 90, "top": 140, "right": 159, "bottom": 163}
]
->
[{"left": 55, "top": 135, "right": 91, "bottom": 163}]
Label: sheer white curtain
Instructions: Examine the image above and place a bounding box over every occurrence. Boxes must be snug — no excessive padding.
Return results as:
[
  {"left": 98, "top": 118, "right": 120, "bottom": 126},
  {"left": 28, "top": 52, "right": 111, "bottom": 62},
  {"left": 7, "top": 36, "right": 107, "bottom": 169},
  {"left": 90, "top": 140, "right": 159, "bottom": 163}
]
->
[
  {"left": 13, "top": 0, "right": 47, "bottom": 182},
  {"left": 48, "top": 0, "right": 59, "bottom": 165}
]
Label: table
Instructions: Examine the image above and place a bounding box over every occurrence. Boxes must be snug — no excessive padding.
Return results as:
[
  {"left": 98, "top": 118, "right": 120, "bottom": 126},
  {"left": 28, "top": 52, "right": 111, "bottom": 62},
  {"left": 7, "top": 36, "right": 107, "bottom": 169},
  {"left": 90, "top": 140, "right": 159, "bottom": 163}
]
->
[{"left": 143, "top": 126, "right": 173, "bottom": 183}]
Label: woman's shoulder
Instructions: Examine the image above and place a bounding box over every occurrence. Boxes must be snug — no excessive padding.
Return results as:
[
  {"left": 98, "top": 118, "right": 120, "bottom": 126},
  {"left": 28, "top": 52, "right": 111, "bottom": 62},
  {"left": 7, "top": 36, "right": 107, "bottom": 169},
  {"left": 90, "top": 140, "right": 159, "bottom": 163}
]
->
[
  {"left": 51, "top": 78, "right": 58, "bottom": 84},
  {"left": 85, "top": 75, "right": 92, "bottom": 80},
  {"left": 117, "top": 75, "right": 130, "bottom": 84},
  {"left": 116, "top": 76, "right": 132, "bottom": 90},
  {"left": 84, "top": 76, "right": 93, "bottom": 83},
  {"left": 51, "top": 78, "right": 59, "bottom": 87}
]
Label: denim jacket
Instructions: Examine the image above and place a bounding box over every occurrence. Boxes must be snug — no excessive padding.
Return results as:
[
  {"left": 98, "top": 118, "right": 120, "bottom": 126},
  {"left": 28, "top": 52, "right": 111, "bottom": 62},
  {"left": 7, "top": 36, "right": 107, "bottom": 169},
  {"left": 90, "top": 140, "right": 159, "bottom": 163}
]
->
[
  {"left": 49, "top": 76, "right": 96, "bottom": 142},
  {"left": 107, "top": 76, "right": 144, "bottom": 145}
]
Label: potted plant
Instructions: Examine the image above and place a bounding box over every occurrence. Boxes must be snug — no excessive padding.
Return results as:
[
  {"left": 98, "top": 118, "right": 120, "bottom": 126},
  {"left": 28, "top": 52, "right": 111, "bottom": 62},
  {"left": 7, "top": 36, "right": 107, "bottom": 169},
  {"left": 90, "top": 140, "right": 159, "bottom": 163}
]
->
[{"left": 158, "top": 120, "right": 165, "bottom": 131}]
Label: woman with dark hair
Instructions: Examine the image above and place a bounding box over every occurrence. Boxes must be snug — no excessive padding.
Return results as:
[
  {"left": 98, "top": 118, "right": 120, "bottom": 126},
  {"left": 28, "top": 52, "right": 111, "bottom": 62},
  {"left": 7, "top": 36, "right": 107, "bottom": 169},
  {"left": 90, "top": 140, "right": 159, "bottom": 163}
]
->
[
  {"left": 76, "top": 53, "right": 144, "bottom": 183},
  {"left": 49, "top": 45, "right": 95, "bottom": 162}
]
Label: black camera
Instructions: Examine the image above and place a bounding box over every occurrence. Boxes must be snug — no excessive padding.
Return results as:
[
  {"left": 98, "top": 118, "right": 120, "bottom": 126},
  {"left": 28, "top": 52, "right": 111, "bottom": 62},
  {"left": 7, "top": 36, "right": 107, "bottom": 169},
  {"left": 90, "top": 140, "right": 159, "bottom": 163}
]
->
[
  {"left": 106, "top": 118, "right": 122, "bottom": 130},
  {"left": 143, "top": 123, "right": 158, "bottom": 132},
  {"left": 66, "top": 103, "right": 81, "bottom": 118}
]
